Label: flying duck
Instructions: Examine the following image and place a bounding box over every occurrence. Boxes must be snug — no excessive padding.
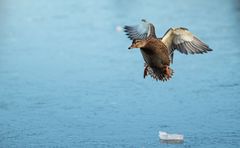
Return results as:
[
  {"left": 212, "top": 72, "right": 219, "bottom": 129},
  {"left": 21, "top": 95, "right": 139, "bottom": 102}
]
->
[{"left": 124, "top": 19, "right": 212, "bottom": 81}]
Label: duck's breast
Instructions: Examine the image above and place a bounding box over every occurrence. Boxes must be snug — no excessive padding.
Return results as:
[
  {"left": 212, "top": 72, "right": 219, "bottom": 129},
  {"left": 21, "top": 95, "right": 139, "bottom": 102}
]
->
[
  {"left": 140, "top": 48, "right": 164, "bottom": 67},
  {"left": 140, "top": 45, "right": 170, "bottom": 67}
]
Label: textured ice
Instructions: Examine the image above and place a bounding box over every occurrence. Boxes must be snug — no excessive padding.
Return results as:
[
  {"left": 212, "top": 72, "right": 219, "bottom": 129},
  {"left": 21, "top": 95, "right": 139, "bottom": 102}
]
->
[{"left": 0, "top": 0, "right": 240, "bottom": 148}]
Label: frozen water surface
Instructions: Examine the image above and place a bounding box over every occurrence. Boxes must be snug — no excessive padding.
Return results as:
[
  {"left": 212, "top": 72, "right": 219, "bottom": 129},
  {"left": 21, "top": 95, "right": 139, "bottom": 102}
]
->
[{"left": 0, "top": 0, "right": 240, "bottom": 147}]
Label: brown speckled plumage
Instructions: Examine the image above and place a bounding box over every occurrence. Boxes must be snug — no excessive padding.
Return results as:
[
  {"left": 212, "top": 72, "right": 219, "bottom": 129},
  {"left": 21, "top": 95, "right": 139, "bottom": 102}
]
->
[
  {"left": 124, "top": 19, "right": 212, "bottom": 82},
  {"left": 129, "top": 38, "right": 173, "bottom": 81}
]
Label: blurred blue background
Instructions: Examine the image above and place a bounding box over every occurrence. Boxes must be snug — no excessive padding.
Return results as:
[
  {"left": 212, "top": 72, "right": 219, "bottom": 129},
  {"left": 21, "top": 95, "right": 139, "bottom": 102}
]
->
[{"left": 0, "top": 0, "right": 240, "bottom": 147}]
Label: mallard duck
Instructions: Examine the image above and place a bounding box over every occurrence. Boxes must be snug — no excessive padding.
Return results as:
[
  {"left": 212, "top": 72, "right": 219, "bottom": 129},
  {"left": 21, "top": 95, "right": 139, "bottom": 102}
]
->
[{"left": 124, "top": 19, "right": 212, "bottom": 81}]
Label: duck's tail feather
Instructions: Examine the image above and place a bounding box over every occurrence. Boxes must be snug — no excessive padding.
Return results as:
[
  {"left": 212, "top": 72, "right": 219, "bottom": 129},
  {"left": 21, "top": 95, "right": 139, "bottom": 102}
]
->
[{"left": 144, "top": 63, "right": 174, "bottom": 81}]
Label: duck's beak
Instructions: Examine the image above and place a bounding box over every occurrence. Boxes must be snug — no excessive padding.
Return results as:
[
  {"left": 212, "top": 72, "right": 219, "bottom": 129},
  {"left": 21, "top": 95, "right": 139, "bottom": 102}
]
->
[{"left": 128, "top": 45, "right": 134, "bottom": 49}]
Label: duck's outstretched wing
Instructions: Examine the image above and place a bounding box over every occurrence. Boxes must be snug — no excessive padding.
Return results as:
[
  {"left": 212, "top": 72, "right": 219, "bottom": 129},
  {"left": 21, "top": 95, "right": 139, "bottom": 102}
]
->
[
  {"left": 161, "top": 27, "right": 213, "bottom": 63},
  {"left": 124, "top": 19, "right": 157, "bottom": 40}
]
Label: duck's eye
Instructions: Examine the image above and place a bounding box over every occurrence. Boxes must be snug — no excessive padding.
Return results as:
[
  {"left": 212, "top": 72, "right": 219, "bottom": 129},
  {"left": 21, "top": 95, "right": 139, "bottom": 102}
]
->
[{"left": 135, "top": 40, "right": 141, "bottom": 43}]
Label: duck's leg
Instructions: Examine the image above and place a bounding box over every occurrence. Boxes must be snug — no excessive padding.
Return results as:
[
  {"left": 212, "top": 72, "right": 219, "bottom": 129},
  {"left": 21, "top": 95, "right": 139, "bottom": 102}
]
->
[{"left": 144, "top": 65, "right": 149, "bottom": 78}]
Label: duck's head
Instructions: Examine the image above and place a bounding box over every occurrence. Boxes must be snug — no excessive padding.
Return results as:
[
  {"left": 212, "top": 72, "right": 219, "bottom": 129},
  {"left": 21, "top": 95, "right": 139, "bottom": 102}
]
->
[{"left": 128, "top": 39, "right": 148, "bottom": 49}]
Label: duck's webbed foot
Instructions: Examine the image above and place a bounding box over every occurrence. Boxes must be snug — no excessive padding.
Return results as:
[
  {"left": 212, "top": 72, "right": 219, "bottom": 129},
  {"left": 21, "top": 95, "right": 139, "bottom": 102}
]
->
[{"left": 165, "top": 66, "right": 171, "bottom": 79}]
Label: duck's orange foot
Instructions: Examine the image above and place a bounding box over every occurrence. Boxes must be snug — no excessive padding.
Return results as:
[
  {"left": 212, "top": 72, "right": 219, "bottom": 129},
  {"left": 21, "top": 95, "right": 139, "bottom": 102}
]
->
[
  {"left": 144, "top": 65, "right": 149, "bottom": 78},
  {"left": 165, "top": 66, "right": 171, "bottom": 79}
]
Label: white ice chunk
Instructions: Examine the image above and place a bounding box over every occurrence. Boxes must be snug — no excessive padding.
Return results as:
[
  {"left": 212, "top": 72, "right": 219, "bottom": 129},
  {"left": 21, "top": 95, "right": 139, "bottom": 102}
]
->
[{"left": 159, "top": 131, "right": 184, "bottom": 141}]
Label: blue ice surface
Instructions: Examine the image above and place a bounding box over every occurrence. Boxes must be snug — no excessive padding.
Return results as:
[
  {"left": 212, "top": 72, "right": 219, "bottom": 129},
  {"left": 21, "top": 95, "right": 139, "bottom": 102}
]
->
[{"left": 0, "top": 0, "right": 240, "bottom": 147}]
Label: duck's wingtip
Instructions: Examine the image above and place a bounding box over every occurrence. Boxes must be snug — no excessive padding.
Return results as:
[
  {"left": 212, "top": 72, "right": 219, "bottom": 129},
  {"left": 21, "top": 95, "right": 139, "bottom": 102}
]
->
[{"left": 116, "top": 26, "right": 124, "bottom": 32}]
